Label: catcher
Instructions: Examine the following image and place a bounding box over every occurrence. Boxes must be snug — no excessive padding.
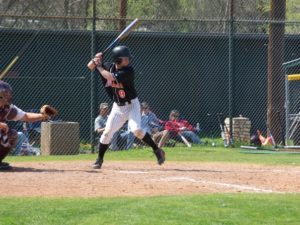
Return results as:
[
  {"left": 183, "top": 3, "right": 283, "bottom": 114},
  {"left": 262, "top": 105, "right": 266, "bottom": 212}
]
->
[{"left": 0, "top": 81, "right": 58, "bottom": 170}]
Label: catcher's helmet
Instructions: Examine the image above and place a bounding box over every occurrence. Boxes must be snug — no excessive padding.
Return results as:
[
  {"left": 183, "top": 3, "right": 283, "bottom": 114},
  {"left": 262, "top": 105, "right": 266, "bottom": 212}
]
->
[
  {"left": 250, "top": 134, "right": 262, "bottom": 146},
  {"left": 0, "top": 81, "right": 13, "bottom": 105},
  {"left": 111, "top": 46, "right": 132, "bottom": 63}
]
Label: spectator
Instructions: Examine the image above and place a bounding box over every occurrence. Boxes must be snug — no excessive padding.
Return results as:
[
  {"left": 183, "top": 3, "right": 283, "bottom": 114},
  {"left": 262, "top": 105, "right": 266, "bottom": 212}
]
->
[
  {"left": 13, "top": 131, "right": 27, "bottom": 155},
  {"left": 140, "top": 102, "right": 162, "bottom": 134},
  {"left": 126, "top": 105, "right": 153, "bottom": 149},
  {"left": 153, "top": 110, "right": 201, "bottom": 147},
  {"left": 94, "top": 103, "right": 126, "bottom": 151},
  {"left": 8, "top": 119, "right": 42, "bottom": 156}
]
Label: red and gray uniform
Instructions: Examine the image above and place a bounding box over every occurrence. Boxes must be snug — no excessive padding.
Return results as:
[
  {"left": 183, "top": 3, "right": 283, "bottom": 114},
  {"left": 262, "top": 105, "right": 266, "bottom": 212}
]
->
[
  {"left": 96, "top": 62, "right": 144, "bottom": 144},
  {"left": 0, "top": 105, "right": 25, "bottom": 148},
  {"left": 0, "top": 104, "right": 26, "bottom": 166}
]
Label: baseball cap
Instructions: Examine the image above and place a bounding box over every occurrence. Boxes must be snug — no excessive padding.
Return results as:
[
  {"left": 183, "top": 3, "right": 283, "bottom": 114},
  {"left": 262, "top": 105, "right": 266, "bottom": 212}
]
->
[
  {"left": 170, "top": 110, "right": 180, "bottom": 117},
  {"left": 99, "top": 103, "right": 109, "bottom": 109}
]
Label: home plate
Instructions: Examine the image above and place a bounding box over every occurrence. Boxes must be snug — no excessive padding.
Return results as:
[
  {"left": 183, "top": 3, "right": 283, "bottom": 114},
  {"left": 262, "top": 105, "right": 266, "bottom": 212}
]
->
[{"left": 117, "top": 170, "right": 149, "bottom": 174}]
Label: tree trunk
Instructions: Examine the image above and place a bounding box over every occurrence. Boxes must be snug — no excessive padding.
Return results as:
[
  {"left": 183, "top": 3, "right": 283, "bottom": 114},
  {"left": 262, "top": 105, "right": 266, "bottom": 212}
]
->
[
  {"left": 267, "top": 0, "right": 286, "bottom": 143},
  {"left": 119, "top": 0, "right": 127, "bottom": 30}
]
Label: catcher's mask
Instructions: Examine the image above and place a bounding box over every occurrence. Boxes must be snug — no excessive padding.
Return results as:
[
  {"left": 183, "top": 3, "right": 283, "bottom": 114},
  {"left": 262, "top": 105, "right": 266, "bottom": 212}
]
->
[
  {"left": 250, "top": 134, "right": 262, "bottom": 146},
  {"left": 0, "top": 81, "right": 13, "bottom": 106},
  {"left": 112, "top": 46, "right": 133, "bottom": 64}
]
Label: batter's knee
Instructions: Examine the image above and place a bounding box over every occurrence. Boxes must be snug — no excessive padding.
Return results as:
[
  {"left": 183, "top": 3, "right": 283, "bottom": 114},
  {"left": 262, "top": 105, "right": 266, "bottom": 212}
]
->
[
  {"left": 133, "top": 129, "right": 145, "bottom": 139},
  {"left": 100, "top": 130, "right": 113, "bottom": 145}
]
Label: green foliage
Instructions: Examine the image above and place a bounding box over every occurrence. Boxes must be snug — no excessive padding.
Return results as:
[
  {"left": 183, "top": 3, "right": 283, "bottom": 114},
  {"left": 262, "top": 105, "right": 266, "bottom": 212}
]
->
[
  {"left": 286, "top": 0, "right": 300, "bottom": 33},
  {"left": 0, "top": 194, "right": 299, "bottom": 225}
]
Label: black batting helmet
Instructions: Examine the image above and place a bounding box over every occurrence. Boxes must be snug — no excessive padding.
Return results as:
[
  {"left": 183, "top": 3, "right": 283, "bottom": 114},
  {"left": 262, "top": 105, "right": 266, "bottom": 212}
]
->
[{"left": 111, "top": 46, "right": 132, "bottom": 63}]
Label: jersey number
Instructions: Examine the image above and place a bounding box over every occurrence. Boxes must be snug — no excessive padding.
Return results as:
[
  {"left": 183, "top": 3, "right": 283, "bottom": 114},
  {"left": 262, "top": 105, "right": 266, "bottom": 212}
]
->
[{"left": 118, "top": 90, "right": 126, "bottom": 98}]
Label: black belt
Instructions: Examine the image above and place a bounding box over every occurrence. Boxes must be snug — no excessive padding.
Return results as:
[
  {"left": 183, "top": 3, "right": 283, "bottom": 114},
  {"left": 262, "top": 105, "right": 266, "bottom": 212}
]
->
[{"left": 116, "top": 100, "right": 131, "bottom": 106}]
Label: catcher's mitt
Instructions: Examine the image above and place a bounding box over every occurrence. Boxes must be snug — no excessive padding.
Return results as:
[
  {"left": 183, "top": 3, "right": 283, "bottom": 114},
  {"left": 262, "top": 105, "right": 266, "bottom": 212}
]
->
[{"left": 40, "top": 105, "right": 58, "bottom": 120}]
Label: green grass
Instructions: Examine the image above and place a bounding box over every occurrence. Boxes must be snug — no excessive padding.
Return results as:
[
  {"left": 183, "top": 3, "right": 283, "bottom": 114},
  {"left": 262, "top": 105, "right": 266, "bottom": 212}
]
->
[
  {"left": 6, "top": 145, "right": 300, "bottom": 165},
  {"left": 0, "top": 194, "right": 299, "bottom": 225}
]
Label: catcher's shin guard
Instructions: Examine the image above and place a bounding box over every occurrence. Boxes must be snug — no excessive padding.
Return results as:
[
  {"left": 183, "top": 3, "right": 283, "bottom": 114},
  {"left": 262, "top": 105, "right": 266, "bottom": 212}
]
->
[
  {"left": 0, "top": 146, "right": 12, "bottom": 170},
  {"left": 0, "top": 161, "right": 12, "bottom": 170}
]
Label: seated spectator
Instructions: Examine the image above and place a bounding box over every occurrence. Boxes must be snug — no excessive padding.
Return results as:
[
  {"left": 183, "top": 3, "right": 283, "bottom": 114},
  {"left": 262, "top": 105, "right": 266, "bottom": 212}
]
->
[
  {"left": 10, "top": 121, "right": 39, "bottom": 156},
  {"left": 12, "top": 131, "right": 27, "bottom": 155},
  {"left": 153, "top": 110, "right": 201, "bottom": 147},
  {"left": 126, "top": 103, "right": 154, "bottom": 149},
  {"left": 95, "top": 103, "right": 126, "bottom": 151},
  {"left": 254, "top": 130, "right": 276, "bottom": 146},
  {"left": 141, "top": 102, "right": 162, "bottom": 134}
]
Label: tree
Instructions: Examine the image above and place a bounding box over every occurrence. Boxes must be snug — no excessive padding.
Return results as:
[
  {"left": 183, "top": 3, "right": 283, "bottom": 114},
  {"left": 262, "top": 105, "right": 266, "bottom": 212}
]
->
[{"left": 267, "top": 0, "right": 286, "bottom": 144}]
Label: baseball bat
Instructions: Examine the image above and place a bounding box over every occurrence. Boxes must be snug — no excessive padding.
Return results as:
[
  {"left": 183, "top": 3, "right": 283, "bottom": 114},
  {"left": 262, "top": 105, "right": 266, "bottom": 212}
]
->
[
  {"left": 87, "top": 18, "right": 139, "bottom": 70},
  {"left": 217, "top": 113, "right": 228, "bottom": 147},
  {"left": 276, "top": 110, "right": 285, "bottom": 146},
  {"left": 179, "top": 132, "right": 192, "bottom": 148},
  {"left": 0, "top": 30, "right": 40, "bottom": 80}
]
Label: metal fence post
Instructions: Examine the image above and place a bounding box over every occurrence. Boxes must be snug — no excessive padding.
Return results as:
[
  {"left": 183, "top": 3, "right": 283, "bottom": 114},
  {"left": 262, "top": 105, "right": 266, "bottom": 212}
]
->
[
  {"left": 228, "top": 0, "right": 235, "bottom": 145},
  {"left": 90, "top": 0, "right": 97, "bottom": 153}
]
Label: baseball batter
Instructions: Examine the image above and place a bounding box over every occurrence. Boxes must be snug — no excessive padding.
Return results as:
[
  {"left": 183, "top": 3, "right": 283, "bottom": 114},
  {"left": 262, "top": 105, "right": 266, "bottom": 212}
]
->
[{"left": 90, "top": 45, "right": 165, "bottom": 169}]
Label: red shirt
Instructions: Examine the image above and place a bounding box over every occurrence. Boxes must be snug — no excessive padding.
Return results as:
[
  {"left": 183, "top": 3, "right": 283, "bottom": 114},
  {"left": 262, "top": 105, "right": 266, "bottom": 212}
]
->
[{"left": 164, "top": 119, "right": 194, "bottom": 133}]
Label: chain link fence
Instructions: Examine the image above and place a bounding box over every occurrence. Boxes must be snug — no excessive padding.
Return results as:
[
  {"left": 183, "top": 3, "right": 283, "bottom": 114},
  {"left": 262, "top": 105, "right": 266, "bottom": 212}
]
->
[{"left": 0, "top": 0, "right": 300, "bottom": 154}]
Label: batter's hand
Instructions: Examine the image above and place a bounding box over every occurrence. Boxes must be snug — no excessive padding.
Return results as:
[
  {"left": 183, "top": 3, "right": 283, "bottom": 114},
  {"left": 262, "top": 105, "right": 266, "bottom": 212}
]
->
[
  {"left": 87, "top": 53, "right": 103, "bottom": 70},
  {"left": 93, "top": 53, "right": 103, "bottom": 65}
]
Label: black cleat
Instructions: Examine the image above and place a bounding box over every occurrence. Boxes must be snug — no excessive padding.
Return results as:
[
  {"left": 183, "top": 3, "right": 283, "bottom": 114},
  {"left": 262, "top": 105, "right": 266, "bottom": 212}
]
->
[
  {"left": 0, "top": 162, "right": 12, "bottom": 171},
  {"left": 154, "top": 148, "right": 166, "bottom": 165},
  {"left": 93, "top": 158, "right": 103, "bottom": 169}
]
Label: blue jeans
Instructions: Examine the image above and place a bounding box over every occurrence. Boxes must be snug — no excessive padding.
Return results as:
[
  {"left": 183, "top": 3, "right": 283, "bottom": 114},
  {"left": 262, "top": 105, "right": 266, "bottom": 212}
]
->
[
  {"left": 126, "top": 132, "right": 135, "bottom": 150},
  {"left": 109, "top": 132, "right": 122, "bottom": 150},
  {"left": 110, "top": 130, "right": 130, "bottom": 150},
  {"left": 181, "top": 131, "right": 201, "bottom": 144},
  {"left": 14, "top": 132, "right": 27, "bottom": 155}
]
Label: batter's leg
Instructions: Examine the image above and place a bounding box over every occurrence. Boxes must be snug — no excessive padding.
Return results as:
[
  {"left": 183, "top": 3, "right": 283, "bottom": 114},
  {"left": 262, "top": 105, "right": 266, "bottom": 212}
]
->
[
  {"left": 128, "top": 99, "right": 165, "bottom": 165},
  {"left": 93, "top": 105, "right": 128, "bottom": 169}
]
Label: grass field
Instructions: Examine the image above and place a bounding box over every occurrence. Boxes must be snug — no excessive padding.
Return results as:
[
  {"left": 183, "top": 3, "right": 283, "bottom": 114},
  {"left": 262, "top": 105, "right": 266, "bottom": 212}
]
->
[
  {"left": 6, "top": 145, "right": 300, "bottom": 165},
  {"left": 0, "top": 194, "right": 299, "bottom": 225},
  {"left": 1, "top": 145, "right": 300, "bottom": 225}
]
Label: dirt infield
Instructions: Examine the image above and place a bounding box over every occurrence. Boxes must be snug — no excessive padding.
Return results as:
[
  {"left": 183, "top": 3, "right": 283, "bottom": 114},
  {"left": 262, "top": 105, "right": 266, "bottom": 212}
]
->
[{"left": 1, "top": 161, "right": 300, "bottom": 197}]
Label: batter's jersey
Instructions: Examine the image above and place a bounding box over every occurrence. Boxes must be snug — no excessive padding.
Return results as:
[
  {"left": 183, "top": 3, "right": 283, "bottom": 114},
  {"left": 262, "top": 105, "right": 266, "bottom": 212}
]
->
[{"left": 97, "top": 62, "right": 137, "bottom": 105}]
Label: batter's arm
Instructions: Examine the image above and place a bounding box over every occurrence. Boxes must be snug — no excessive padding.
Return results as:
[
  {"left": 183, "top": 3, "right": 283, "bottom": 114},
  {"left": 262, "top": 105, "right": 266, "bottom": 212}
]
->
[{"left": 97, "top": 66, "right": 115, "bottom": 82}]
